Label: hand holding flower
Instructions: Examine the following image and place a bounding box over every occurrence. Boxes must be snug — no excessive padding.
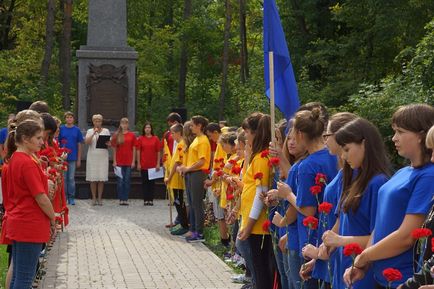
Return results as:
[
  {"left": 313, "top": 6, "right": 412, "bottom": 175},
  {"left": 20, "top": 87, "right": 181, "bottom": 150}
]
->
[
  {"left": 343, "top": 266, "right": 366, "bottom": 287},
  {"left": 322, "top": 230, "right": 342, "bottom": 247},
  {"left": 276, "top": 181, "right": 293, "bottom": 199},
  {"left": 302, "top": 244, "right": 319, "bottom": 260},
  {"left": 299, "top": 259, "right": 315, "bottom": 281},
  {"left": 272, "top": 211, "right": 284, "bottom": 227}
]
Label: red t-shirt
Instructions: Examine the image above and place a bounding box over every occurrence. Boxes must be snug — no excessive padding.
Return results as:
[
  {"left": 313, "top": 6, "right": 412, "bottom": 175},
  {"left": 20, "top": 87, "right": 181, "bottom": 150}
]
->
[
  {"left": 0, "top": 163, "right": 11, "bottom": 244},
  {"left": 112, "top": 132, "right": 137, "bottom": 166},
  {"left": 6, "top": 152, "right": 50, "bottom": 243},
  {"left": 210, "top": 140, "right": 217, "bottom": 152},
  {"left": 137, "top": 135, "right": 160, "bottom": 170},
  {"left": 162, "top": 131, "right": 174, "bottom": 156}
]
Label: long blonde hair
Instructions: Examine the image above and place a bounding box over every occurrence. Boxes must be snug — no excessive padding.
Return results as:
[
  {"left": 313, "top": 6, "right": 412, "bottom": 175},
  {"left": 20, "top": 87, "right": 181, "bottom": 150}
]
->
[{"left": 116, "top": 117, "right": 129, "bottom": 145}]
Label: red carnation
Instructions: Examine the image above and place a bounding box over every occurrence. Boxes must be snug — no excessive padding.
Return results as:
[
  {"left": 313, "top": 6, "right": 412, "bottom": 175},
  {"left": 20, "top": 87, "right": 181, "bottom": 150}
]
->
[
  {"left": 260, "top": 150, "right": 270, "bottom": 158},
  {"left": 253, "top": 172, "right": 263, "bottom": 180},
  {"left": 262, "top": 219, "right": 271, "bottom": 232},
  {"left": 302, "top": 216, "right": 318, "bottom": 230},
  {"left": 226, "top": 194, "right": 234, "bottom": 201},
  {"left": 411, "top": 228, "right": 432, "bottom": 239},
  {"left": 318, "top": 202, "right": 333, "bottom": 215},
  {"left": 216, "top": 170, "right": 224, "bottom": 177},
  {"left": 228, "top": 159, "right": 237, "bottom": 165},
  {"left": 202, "top": 169, "right": 210, "bottom": 175},
  {"left": 315, "top": 173, "right": 327, "bottom": 186},
  {"left": 268, "top": 157, "right": 280, "bottom": 167},
  {"left": 343, "top": 243, "right": 363, "bottom": 257},
  {"left": 215, "top": 167, "right": 221, "bottom": 172},
  {"left": 55, "top": 216, "right": 63, "bottom": 223},
  {"left": 231, "top": 166, "right": 241, "bottom": 175},
  {"left": 220, "top": 163, "right": 225, "bottom": 169},
  {"left": 382, "top": 268, "right": 402, "bottom": 283},
  {"left": 48, "top": 168, "right": 57, "bottom": 175},
  {"left": 310, "top": 185, "right": 322, "bottom": 196}
]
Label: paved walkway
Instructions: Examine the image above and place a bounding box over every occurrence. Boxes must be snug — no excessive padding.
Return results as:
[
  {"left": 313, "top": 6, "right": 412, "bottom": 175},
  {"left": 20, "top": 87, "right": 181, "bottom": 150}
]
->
[{"left": 39, "top": 200, "right": 241, "bottom": 289}]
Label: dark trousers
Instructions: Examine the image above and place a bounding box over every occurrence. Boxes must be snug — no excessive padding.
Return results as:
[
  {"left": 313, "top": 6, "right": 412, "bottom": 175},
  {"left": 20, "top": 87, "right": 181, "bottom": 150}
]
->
[
  {"left": 185, "top": 171, "right": 207, "bottom": 234},
  {"left": 375, "top": 283, "right": 388, "bottom": 289},
  {"left": 248, "top": 234, "right": 280, "bottom": 289},
  {"left": 173, "top": 189, "right": 188, "bottom": 228},
  {"left": 140, "top": 170, "right": 155, "bottom": 201}
]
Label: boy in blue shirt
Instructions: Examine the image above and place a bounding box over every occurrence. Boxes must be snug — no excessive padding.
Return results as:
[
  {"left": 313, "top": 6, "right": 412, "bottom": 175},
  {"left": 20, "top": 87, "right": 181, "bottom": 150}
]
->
[{"left": 59, "top": 111, "right": 84, "bottom": 205}]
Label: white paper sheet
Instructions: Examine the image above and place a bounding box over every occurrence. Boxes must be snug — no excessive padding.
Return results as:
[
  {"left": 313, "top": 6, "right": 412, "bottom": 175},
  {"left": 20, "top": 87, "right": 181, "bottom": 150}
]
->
[
  {"left": 148, "top": 167, "right": 164, "bottom": 180},
  {"left": 114, "top": 166, "right": 123, "bottom": 179}
]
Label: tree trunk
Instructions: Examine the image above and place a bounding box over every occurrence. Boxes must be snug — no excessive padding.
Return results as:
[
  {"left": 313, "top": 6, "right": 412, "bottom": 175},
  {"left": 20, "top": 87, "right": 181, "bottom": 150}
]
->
[
  {"left": 41, "top": 0, "right": 56, "bottom": 83},
  {"left": 59, "top": 0, "right": 72, "bottom": 110},
  {"left": 0, "top": 0, "right": 16, "bottom": 50},
  {"left": 239, "top": 0, "right": 248, "bottom": 83},
  {"left": 178, "top": 0, "right": 192, "bottom": 107},
  {"left": 218, "top": 0, "right": 232, "bottom": 120}
]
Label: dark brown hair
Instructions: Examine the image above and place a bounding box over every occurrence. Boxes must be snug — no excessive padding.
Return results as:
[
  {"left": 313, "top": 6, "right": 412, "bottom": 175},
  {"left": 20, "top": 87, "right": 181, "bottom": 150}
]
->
[
  {"left": 167, "top": 112, "right": 182, "bottom": 124},
  {"left": 297, "top": 102, "right": 329, "bottom": 124},
  {"left": 293, "top": 107, "right": 325, "bottom": 141},
  {"left": 392, "top": 104, "right": 434, "bottom": 166},
  {"left": 206, "top": 122, "right": 221, "bottom": 134},
  {"left": 6, "top": 120, "right": 43, "bottom": 160},
  {"left": 183, "top": 121, "right": 195, "bottom": 151},
  {"left": 29, "top": 100, "right": 49, "bottom": 113},
  {"left": 191, "top": 115, "right": 209, "bottom": 133},
  {"left": 242, "top": 112, "right": 271, "bottom": 163},
  {"left": 219, "top": 132, "right": 237, "bottom": 146},
  {"left": 141, "top": 121, "right": 154, "bottom": 136},
  {"left": 328, "top": 112, "right": 358, "bottom": 134},
  {"left": 170, "top": 123, "right": 183, "bottom": 135},
  {"left": 336, "top": 118, "right": 390, "bottom": 213}
]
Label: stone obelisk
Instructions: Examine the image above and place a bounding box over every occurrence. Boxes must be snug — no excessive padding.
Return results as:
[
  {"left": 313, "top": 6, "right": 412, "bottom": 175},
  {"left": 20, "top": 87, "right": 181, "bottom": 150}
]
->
[{"left": 76, "top": 0, "right": 138, "bottom": 130}]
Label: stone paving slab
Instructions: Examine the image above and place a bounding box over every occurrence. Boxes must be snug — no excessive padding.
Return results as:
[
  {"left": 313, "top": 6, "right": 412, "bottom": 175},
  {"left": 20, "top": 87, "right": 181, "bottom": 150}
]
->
[{"left": 39, "top": 200, "right": 242, "bottom": 289}]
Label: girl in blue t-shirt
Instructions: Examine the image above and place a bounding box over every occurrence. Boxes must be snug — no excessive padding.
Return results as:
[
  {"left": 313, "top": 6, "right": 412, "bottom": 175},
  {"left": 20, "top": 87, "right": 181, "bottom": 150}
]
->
[
  {"left": 321, "top": 118, "right": 390, "bottom": 289},
  {"left": 270, "top": 107, "right": 338, "bottom": 289},
  {"left": 343, "top": 104, "right": 434, "bottom": 289},
  {"left": 300, "top": 112, "right": 358, "bottom": 288},
  {"left": 270, "top": 125, "right": 308, "bottom": 289}
]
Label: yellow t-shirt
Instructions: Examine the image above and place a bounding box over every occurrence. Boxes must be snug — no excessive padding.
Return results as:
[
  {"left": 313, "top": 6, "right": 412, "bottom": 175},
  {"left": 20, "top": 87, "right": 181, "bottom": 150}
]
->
[
  {"left": 162, "top": 138, "right": 172, "bottom": 178},
  {"left": 219, "top": 153, "right": 238, "bottom": 208},
  {"left": 213, "top": 143, "right": 227, "bottom": 171},
  {"left": 186, "top": 135, "right": 211, "bottom": 171},
  {"left": 168, "top": 140, "right": 185, "bottom": 190},
  {"left": 240, "top": 153, "right": 271, "bottom": 235}
]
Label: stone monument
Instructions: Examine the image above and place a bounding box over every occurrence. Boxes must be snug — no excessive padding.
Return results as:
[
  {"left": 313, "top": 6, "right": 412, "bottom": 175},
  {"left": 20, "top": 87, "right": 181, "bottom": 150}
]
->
[{"left": 76, "top": 0, "right": 138, "bottom": 129}]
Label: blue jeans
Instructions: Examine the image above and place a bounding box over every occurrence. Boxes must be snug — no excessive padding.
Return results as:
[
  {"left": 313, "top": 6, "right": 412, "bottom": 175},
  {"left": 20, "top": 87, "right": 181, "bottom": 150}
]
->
[
  {"left": 275, "top": 245, "right": 290, "bottom": 289},
  {"left": 10, "top": 241, "right": 43, "bottom": 289},
  {"left": 287, "top": 249, "right": 303, "bottom": 289},
  {"left": 64, "top": 161, "right": 76, "bottom": 201},
  {"left": 117, "top": 166, "right": 131, "bottom": 201},
  {"left": 235, "top": 234, "right": 256, "bottom": 286}
]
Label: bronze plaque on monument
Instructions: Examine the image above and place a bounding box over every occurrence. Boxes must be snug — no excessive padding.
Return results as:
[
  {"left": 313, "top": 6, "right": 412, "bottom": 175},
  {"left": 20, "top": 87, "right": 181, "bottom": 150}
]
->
[{"left": 86, "top": 64, "right": 128, "bottom": 126}]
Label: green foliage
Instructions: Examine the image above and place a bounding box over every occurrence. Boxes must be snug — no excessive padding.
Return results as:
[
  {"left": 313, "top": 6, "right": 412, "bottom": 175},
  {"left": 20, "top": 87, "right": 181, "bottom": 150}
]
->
[{"left": 0, "top": 0, "right": 433, "bottom": 162}]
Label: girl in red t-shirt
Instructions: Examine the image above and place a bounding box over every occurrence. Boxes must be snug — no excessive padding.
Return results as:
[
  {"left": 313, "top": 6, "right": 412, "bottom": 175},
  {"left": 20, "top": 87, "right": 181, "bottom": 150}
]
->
[
  {"left": 136, "top": 122, "right": 161, "bottom": 206},
  {"left": 5, "top": 119, "right": 55, "bottom": 289},
  {"left": 112, "top": 118, "right": 136, "bottom": 205}
]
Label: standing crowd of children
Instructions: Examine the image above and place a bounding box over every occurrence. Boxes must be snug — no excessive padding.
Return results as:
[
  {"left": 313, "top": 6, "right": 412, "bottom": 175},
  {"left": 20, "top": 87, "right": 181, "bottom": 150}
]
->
[
  {"left": 1, "top": 100, "right": 434, "bottom": 289},
  {"left": 163, "top": 103, "right": 434, "bottom": 289}
]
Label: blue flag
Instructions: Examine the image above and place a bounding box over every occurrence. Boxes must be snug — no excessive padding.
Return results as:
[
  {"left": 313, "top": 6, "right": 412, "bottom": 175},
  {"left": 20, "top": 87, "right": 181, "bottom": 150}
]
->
[{"left": 264, "top": 0, "right": 300, "bottom": 119}]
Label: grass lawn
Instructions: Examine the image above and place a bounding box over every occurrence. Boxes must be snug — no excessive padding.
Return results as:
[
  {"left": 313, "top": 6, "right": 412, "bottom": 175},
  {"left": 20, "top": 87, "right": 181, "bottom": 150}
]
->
[
  {"left": 203, "top": 224, "right": 243, "bottom": 274},
  {"left": 0, "top": 245, "right": 8, "bottom": 289}
]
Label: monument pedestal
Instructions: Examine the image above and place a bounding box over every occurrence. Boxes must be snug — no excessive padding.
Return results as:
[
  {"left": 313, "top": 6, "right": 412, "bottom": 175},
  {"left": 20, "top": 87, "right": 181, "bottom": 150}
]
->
[{"left": 76, "top": 47, "right": 138, "bottom": 129}]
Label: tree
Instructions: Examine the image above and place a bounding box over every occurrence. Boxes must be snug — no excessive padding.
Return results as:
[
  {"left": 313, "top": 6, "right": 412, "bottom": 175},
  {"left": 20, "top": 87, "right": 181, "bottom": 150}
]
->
[
  {"left": 218, "top": 0, "right": 232, "bottom": 120},
  {"left": 59, "top": 0, "right": 73, "bottom": 110},
  {"left": 0, "top": 0, "right": 16, "bottom": 50},
  {"left": 41, "top": 0, "right": 56, "bottom": 83},
  {"left": 178, "top": 0, "right": 192, "bottom": 108}
]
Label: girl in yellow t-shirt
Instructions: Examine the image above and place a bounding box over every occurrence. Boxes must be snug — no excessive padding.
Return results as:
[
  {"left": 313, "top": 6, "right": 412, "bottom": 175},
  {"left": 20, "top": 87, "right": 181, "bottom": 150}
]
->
[
  {"left": 165, "top": 123, "right": 189, "bottom": 235},
  {"left": 178, "top": 116, "right": 211, "bottom": 242},
  {"left": 237, "top": 112, "right": 276, "bottom": 289}
]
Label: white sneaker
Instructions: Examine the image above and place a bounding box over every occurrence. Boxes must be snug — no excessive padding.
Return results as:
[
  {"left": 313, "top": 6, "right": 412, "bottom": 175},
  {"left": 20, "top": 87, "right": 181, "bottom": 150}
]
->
[{"left": 231, "top": 274, "right": 246, "bottom": 284}]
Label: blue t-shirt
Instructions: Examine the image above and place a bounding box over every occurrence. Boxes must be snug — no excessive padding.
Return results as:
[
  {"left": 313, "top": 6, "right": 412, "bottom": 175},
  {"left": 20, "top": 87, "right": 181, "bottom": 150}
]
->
[
  {"left": 312, "top": 170, "right": 343, "bottom": 282},
  {"left": 333, "top": 174, "right": 388, "bottom": 289},
  {"left": 58, "top": 125, "right": 84, "bottom": 161},
  {"left": 285, "top": 161, "right": 301, "bottom": 251},
  {"left": 296, "top": 148, "right": 338, "bottom": 257},
  {"left": 0, "top": 127, "right": 7, "bottom": 144},
  {"left": 373, "top": 164, "right": 434, "bottom": 287}
]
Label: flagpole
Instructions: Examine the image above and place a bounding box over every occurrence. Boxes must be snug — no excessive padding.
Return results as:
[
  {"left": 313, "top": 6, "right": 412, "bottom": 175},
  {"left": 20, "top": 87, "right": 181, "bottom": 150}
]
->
[{"left": 269, "top": 51, "right": 276, "bottom": 142}]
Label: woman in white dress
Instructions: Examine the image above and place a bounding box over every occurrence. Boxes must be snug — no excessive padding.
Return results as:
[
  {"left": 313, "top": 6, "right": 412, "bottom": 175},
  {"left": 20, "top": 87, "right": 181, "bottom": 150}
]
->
[{"left": 85, "top": 114, "right": 110, "bottom": 205}]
